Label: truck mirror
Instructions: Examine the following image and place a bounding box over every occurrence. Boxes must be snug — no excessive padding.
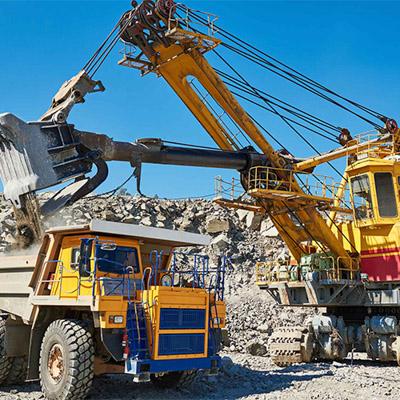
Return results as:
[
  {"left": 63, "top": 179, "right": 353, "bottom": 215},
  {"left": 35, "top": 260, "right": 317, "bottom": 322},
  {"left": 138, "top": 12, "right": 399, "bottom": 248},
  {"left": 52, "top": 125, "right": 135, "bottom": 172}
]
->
[{"left": 79, "top": 239, "right": 93, "bottom": 278}]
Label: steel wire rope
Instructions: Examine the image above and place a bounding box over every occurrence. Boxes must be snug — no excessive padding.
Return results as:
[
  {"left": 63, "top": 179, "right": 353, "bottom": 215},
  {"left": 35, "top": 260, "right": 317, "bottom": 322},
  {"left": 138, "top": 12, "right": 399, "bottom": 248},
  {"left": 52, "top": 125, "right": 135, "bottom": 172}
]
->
[
  {"left": 83, "top": 15, "right": 125, "bottom": 72},
  {"left": 175, "top": 12, "right": 360, "bottom": 138},
  {"left": 216, "top": 69, "right": 341, "bottom": 137},
  {"left": 189, "top": 79, "right": 248, "bottom": 149},
  {"left": 84, "top": 12, "right": 136, "bottom": 78},
  {"left": 181, "top": 7, "right": 384, "bottom": 129},
  {"left": 179, "top": 5, "right": 385, "bottom": 122},
  {"left": 231, "top": 90, "right": 338, "bottom": 143},
  {"left": 213, "top": 49, "right": 346, "bottom": 182},
  {"left": 219, "top": 42, "right": 382, "bottom": 130}
]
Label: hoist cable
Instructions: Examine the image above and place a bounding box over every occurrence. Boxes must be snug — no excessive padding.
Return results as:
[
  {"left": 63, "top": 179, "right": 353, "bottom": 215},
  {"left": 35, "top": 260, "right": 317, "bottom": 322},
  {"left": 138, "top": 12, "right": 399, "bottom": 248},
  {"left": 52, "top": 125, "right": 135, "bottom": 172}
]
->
[
  {"left": 216, "top": 69, "right": 341, "bottom": 134},
  {"left": 190, "top": 80, "right": 250, "bottom": 149},
  {"left": 85, "top": 13, "right": 134, "bottom": 78},
  {"left": 180, "top": 5, "right": 385, "bottom": 122},
  {"left": 248, "top": 114, "right": 288, "bottom": 151},
  {"left": 232, "top": 90, "right": 338, "bottom": 143},
  {"left": 220, "top": 42, "right": 382, "bottom": 129},
  {"left": 226, "top": 80, "right": 340, "bottom": 140},
  {"left": 214, "top": 50, "right": 347, "bottom": 181},
  {"left": 83, "top": 15, "right": 124, "bottom": 72}
]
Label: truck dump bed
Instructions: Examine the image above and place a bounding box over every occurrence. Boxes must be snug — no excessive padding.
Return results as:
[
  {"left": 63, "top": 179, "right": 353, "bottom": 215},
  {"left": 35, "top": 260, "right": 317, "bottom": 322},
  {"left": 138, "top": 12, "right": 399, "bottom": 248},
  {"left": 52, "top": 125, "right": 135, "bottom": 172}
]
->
[{"left": 0, "top": 253, "right": 37, "bottom": 321}]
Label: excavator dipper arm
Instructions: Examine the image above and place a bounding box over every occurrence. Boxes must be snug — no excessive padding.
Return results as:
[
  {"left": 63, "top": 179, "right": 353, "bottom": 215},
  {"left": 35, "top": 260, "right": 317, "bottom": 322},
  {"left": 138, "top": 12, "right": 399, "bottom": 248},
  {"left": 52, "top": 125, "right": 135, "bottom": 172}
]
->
[{"left": 0, "top": 112, "right": 268, "bottom": 246}]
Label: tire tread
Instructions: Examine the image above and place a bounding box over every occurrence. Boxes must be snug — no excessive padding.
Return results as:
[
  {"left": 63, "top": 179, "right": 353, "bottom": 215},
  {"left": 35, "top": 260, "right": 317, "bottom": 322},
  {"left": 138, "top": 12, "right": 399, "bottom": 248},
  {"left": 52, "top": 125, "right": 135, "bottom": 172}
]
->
[{"left": 39, "top": 319, "right": 94, "bottom": 400}]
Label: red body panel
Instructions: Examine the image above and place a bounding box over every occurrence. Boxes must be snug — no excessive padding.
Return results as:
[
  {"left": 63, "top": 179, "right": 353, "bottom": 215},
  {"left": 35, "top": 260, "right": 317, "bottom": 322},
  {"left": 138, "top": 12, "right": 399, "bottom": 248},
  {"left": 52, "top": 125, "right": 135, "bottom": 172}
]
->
[{"left": 360, "top": 247, "right": 400, "bottom": 282}]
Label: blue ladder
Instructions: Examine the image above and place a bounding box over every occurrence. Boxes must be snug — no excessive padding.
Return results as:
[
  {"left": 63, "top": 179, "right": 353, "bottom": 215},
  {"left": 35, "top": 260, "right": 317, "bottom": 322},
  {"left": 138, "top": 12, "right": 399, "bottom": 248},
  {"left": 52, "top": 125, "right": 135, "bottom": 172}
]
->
[{"left": 126, "top": 302, "right": 149, "bottom": 360}]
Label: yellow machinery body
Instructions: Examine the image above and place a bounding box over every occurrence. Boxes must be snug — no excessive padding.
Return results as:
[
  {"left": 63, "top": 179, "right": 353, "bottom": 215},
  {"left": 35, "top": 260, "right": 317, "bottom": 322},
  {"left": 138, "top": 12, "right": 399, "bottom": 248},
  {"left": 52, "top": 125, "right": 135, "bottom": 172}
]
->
[{"left": 9, "top": 220, "right": 227, "bottom": 379}]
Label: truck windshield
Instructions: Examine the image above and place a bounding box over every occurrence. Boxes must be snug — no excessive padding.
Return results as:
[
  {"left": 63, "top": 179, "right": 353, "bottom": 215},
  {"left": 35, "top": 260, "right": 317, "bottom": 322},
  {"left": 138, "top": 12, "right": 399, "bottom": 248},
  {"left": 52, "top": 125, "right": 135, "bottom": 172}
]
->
[
  {"left": 374, "top": 173, "right": 397, "bottom": 218},
  {"left": 96, "top": 246, "right": 140, "bottom": 274},
  {"left": 351, "top": 174, "right": 374, "bottom": 220}
]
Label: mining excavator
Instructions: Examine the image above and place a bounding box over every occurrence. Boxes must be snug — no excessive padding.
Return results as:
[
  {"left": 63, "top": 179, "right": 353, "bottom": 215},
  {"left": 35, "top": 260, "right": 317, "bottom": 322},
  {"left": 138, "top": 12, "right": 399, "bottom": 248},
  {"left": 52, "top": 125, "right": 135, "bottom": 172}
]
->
[{"left": 2, "top": 0, "right": 400, "bottom": 372}]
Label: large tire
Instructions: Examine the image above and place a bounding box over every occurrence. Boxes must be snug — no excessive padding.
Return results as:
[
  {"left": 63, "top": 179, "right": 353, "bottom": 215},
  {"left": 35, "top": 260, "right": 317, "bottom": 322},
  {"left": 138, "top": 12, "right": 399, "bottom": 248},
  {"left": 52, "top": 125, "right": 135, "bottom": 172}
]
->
[
  {"left": 151, "top": 370, "right": 197, "bottom": 389},
  {"left": 39, "top": 319, "right": 94, "bottom": 400},
  {"left": 0, "top": 318, "right": 11, "bottom": 384},
  {"left": 6, "top": 356, "right": 28, "bottom": 385}
]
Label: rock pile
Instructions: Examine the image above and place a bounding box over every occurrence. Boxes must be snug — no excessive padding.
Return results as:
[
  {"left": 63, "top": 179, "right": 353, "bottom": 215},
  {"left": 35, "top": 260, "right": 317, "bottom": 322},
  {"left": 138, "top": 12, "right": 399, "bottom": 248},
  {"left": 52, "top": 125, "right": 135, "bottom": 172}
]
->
[{"left": 0, "top": 193, "right": 312, "bottom": 354}]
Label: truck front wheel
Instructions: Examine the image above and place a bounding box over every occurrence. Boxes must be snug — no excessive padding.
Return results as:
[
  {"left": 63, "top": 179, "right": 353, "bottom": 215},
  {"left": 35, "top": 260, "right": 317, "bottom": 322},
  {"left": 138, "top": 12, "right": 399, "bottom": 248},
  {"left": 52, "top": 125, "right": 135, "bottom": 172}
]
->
[{"left": 39, "top": 320, "right": 94, "bottom": 400}]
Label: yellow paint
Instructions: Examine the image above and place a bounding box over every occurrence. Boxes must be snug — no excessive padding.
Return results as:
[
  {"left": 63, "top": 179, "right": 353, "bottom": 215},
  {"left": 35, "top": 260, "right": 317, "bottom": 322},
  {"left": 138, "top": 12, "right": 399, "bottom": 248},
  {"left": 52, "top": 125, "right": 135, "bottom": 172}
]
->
[
  {"left": 142, "top": 286, "right": 218, "bottom": 360},
  {"left": 50, "top": 235, "right": 142, "bottom": 301},
  {"left": 49, "top": 233, "right": 227, "bottom": 358}
]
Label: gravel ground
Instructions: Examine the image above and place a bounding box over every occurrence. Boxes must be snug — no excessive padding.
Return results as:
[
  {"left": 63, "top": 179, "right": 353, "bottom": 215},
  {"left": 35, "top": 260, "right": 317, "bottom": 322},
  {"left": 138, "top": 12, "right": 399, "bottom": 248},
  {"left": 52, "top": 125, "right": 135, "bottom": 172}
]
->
[{"left": 0, "top": 353, "right": 398, "bottom": 400}]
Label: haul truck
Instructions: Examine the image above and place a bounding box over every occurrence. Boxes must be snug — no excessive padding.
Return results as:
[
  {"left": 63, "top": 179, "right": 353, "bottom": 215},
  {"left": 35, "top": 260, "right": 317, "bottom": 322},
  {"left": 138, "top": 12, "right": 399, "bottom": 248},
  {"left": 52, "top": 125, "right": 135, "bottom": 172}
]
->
[{"left": 0, "top": 219, "right": 227, "bottom": 399}]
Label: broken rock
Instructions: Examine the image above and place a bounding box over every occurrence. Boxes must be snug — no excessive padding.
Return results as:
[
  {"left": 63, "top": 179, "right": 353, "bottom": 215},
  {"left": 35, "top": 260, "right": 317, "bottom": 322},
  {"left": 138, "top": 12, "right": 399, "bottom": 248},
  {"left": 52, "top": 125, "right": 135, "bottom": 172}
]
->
[
  {"left": 206, "top": 218, "right": 229, "bottom": 234},
  {"left": 211, "top": 233, "right": 230, "bottom": 251},
  {"left": 246, "top": 212, "right": 263, "bottom": 230},
  {"left": 246, "top": 341, "right": 267, "bottom": 356}
]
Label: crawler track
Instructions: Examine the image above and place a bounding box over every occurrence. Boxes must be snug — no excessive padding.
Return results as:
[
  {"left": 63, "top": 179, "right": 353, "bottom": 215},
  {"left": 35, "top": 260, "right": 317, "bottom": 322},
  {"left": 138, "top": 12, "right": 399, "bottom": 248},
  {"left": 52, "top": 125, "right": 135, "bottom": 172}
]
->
[{"left": 268, "top": 326, "right": 313, "bottom": 367}]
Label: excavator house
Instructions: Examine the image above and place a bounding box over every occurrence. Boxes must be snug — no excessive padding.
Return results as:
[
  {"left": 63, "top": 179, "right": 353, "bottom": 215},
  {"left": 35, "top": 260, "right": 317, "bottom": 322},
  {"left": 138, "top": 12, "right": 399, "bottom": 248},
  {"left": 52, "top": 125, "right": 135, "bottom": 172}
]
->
[{"left": 0, "top": 1, "right": 400, "bottom": 396}]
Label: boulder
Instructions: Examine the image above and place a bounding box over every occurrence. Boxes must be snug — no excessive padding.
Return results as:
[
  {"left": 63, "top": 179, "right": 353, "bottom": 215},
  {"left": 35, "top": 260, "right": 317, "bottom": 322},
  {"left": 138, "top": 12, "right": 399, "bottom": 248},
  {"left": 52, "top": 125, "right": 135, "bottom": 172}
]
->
[
  {"left": 206, "top": 218, "right": 229, "bottom": 233},
  {"left": 246, "top": 341, "right": 267, "bottom": 356},
  {"left": 211, "top": 233, "right": 230, "bottom": 251},
  {"left": 246, "top": 212, "right": 263, "bottom": 230}
]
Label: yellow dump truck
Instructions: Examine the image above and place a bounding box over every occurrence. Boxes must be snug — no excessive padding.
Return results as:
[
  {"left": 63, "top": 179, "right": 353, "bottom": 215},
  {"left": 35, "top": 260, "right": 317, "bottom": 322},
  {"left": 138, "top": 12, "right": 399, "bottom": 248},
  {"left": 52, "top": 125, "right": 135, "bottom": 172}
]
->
[{"left": 0, "top": 220, "right": 227, "bottom": 400}]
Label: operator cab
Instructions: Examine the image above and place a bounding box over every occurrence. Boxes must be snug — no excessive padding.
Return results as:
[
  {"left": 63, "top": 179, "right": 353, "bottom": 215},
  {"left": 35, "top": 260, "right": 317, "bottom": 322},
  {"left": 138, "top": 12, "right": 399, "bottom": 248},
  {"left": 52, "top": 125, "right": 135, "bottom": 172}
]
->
[
  {"left": 41, "top": 219, "right": 212, "bottom": 298},
  {"left": 347, "top": 158, "right": 400, "bottom": 227}
]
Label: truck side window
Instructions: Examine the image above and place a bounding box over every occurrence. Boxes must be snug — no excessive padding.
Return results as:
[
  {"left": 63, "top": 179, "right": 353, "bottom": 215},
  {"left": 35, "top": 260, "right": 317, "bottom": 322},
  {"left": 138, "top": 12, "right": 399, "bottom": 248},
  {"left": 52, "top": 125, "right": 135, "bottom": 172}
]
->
[
  {"left": 351, "top": 174, "right": 374, "bottom": 220},
  {"left": 71, "top": 248, "right": 80, "bottom": 270},
  {"left": 374, "top": 173, "right": 397, "bottom": 218}
]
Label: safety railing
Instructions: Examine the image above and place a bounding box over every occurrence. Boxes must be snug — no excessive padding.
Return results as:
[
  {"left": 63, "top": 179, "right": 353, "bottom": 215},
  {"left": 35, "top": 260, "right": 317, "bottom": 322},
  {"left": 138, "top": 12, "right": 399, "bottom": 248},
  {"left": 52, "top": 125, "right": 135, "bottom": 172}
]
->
[
  {"left": 167, "top": 4, "right": 219, "bottom": 38},
  {"left": 256, "top": 255, "right": 359, "bottom": 285},
  {"left": 149, "top": 251, "right": 232, "bottom": 301},
  {"left": 317, "top": 256, "right": 359, "bottom": 281},
  {"left": 39, "top": 259, "right": 95, "bottom": 299},
  {"left": 214, "top": 175, "right": 244, "bottom": 201},
  {"left": 255, "top": 261, "right": 299, "bottom": 284},
  {"left": 349, "top": 131, "right": 395, "bottom": 161},
  {"left": 248, "top": 166, "right": 351, "bottom": 209}
]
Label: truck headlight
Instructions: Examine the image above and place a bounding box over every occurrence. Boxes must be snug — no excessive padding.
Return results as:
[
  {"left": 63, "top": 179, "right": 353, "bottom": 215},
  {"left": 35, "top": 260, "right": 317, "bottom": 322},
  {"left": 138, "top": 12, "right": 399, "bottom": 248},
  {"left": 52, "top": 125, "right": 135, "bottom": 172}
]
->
[
  {"left": 160, "top": 274, "right": 173, "bottom": 287},
  {"left": 109, "top": 315, "right": 124, "bottom": 324}
]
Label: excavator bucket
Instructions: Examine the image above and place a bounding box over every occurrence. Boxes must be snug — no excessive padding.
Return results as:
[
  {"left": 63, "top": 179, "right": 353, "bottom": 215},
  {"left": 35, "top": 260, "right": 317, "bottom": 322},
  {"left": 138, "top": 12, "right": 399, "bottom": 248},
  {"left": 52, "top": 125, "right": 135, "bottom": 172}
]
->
[{"left": 0, "top": 113, "right": 93, "bottom": 210}]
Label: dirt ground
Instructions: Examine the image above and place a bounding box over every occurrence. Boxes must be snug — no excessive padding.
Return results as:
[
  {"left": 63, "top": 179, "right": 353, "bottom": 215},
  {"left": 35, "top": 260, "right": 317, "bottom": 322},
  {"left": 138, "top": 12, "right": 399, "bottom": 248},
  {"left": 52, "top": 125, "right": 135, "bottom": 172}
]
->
[{"left": 0, "top": 353, "right": 398, "bottom": 400}]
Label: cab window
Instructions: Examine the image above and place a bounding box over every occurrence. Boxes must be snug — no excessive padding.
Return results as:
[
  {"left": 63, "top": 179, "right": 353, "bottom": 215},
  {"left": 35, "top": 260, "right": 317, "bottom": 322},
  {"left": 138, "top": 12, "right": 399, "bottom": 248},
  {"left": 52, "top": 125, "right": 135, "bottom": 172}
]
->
[
  {"left": 351, "top": 174, "right": 374, "bottom": 220},
  {"left": 374, "top": 173, "right": 397, "bottom": 218},
  {"left": 71, "top": 248, "right": 80, "bottom": 270},
  {"left": 96, "top": 246, "right": 140, "bottom": 274}
]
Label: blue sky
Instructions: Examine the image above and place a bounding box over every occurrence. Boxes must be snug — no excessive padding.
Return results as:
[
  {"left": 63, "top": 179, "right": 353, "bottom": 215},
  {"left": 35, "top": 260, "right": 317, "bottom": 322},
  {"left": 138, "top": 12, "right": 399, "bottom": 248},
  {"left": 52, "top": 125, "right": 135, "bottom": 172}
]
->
[{"left": 0, "top": 1, "right": 399, "bottom": 199}]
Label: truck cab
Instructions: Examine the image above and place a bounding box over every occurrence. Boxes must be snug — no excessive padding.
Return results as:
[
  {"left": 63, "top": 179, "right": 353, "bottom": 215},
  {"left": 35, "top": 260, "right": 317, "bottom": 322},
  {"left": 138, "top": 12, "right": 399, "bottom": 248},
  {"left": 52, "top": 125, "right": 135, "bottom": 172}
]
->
[{"left": 0, "top": 220, "right": 228, "bottom": 399}]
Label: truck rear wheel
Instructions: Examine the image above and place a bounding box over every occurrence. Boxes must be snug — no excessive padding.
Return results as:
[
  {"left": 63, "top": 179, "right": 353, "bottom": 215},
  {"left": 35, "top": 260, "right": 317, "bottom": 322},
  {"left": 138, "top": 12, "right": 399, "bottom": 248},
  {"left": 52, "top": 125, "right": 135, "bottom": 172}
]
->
[
  {"left": 151, "top": 370, "right": 197, "bottom": 389},
  {"left": 39, "top": 319, "right": 94, "bottom": 400},
  {"left": 0, "top": 318, "right": 11, "bottom": 385},
  {"left": 6, "top": 356, "right": 28, "bottom": 385}
]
